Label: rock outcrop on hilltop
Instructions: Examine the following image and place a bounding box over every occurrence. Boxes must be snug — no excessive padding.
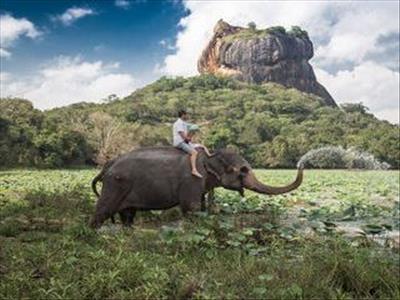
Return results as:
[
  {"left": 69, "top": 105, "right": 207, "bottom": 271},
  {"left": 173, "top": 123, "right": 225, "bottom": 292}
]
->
[{"left": 198, "top": 20, "right": 336, "bottom": 106}]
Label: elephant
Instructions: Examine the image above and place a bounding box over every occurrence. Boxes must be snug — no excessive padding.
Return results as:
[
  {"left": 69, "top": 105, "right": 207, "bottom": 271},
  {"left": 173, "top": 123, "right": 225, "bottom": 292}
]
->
[{"left": 89, "top": 146, "right": 303, "bottom": 228}]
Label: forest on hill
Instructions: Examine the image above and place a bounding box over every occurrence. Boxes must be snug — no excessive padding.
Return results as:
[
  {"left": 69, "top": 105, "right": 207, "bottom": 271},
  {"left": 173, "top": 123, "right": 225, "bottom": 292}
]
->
[{"left": 1, "top": 75, "right": 398, "bottom": 169}]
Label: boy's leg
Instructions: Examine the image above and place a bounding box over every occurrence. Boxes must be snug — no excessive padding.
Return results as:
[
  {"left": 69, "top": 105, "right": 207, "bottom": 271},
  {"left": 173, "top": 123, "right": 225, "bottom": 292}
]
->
[
  {"left": 202, "top": 146, "right": 213, "bottom": 157},
  {"left": 177, "top": 142, "right": 203, "bottom": 178},
  {"left": 197, "top": 144, "right": 213, "bottom": 157},
  {"left": 189, "top": 150, "right": 202, "bottom": 178}
]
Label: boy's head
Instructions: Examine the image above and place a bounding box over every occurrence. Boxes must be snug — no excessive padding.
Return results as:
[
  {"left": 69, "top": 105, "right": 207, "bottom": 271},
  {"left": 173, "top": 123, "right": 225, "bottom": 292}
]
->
[
  {"left": 188, "top": 124, "right": 200, "bottom": 133},
  {"left": 178, "top": 109, "right": 188, "bottom": 121},
  {"left": 188, "top": 124, "right": 200, "bottom": 137}
]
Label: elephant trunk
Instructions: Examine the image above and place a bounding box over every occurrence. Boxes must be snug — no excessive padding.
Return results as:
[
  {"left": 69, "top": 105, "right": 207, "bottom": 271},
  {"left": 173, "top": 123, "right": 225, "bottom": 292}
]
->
[{"left": 243, "top": 168, "right": 303, "bottom": 195}]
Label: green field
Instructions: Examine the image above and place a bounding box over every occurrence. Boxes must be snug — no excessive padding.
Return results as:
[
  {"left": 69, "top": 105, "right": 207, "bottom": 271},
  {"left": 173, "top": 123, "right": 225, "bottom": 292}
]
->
[{"left": 0, "top": 169, "right": 399, "bottom": 299}]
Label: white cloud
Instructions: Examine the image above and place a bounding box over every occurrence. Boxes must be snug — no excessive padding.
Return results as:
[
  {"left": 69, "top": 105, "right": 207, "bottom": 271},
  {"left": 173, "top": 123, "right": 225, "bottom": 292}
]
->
[
  {"left": 0, "top": 48, "right": 11, "bottom": 58},
  {"left": 0, "top": 72, "right": 10, "bottom": 81},
  {"left": 0, "top": 13, "right": 41, "bottom": 57},
  {"left": 159, "top": 39, "right": 176, "bottom": 50},
  {"left": 314, "top": 3, "right": 399, "bottom": 68},
  {"left": 115, "top": 0, "right": 131, "bottom": 10},
  {"left": 158, "top": 1, "right": 399, "bottom": 123},
  {"left": 374, "top": 109, "right": 399, "bottom": 125},
  {"left": 54, "top": 7, "right": 95, "bottom": 26},
  {"left": 0, "top": 56, "right": 136, "bottom": 110},
  {"left": 315, "top": 62, "right": 399, "bottom": 124}
]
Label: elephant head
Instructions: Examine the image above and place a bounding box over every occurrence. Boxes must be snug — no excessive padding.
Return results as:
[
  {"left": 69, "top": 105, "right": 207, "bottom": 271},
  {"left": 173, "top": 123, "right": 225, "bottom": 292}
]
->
[{"left": 204, "top": 149, "right": 303, "bottom": 195}]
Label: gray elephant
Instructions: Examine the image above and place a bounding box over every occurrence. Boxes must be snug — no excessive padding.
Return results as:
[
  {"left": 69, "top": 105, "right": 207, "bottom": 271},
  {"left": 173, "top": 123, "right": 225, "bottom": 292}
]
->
[{"left": 89, "top": 147, "right": 303, "bottom": 228}]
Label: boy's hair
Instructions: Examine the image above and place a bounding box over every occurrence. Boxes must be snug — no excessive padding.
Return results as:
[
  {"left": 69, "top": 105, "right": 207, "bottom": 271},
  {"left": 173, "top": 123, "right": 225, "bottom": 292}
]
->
[{"left": 178, "top": 110, "right": 187, "bottom": 118}]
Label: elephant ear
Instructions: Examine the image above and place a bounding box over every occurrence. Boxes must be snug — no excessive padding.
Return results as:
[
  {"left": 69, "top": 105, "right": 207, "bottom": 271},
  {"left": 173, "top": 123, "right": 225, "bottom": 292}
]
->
[
  {"left": 215, "top": 152, "right": 234, "bottom": 173},
  {"left": 204, "top": 163, "right": 221, "bottom": 181},
  {"left": 204, "top": 151, "right": 229, "bottom": 175}
]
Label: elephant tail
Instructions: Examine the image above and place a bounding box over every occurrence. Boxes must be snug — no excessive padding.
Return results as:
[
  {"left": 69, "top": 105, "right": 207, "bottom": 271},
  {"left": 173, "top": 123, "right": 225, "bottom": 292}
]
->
[
  {"left": 91, "top": 158, "right": 117, "bottom": 197},
  {"left": 91, "top": 172, "right": 103, "bottom": 197}
]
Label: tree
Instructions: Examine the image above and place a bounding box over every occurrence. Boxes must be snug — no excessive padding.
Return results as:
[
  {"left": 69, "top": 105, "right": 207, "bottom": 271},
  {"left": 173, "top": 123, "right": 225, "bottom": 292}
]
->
[
  {"left": 0, "top": 75, "right": 398, "bottom": 169},
  {"left": 341, "top": 103, "right": 369, "bottom": 114},
  {"left": 102, "top": 94, "right": 119, "bottom": 103},
  {"left": 87, "top": 112, "right": 140, "bottom": 165},
  {"left": 247, "top": 21, "right": 257, "bottom": 31}
]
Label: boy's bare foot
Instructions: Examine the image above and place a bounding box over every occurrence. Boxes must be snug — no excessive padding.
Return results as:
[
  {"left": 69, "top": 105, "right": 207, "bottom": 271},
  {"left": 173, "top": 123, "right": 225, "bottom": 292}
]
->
[{"left": 192, "top": 170, "right": 203, "bottom": 178}]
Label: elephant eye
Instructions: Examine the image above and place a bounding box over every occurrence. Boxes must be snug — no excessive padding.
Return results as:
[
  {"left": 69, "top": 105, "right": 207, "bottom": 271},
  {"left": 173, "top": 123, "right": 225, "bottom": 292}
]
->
[{"left": 240, "top": 166, "right": 249, "bottom": 174}]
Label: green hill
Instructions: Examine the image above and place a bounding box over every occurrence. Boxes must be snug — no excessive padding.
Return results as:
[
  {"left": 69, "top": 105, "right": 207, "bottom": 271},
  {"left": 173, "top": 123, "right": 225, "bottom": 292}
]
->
[{"left": 1, "top": 75, "right": 398, "bottom": 168}]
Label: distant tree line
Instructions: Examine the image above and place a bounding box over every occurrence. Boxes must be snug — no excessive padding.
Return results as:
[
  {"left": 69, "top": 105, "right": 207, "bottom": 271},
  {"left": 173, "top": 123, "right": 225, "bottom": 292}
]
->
[{"left": 0, "top": 75, "right": 398, "bottom": 169}]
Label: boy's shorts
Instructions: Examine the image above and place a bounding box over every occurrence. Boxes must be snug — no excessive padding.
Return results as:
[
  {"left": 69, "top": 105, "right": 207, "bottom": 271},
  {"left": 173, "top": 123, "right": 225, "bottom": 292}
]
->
[{"left": 176, "top": 142, "right": 196, "bottom": 154}]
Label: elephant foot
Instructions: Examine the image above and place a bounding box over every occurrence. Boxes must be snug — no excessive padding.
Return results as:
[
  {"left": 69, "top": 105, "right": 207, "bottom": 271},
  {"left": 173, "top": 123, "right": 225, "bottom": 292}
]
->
[
  {"left": 89, "top": 211, "right": 111, "bottom": 229},
  {"left": 120, "top": 208, "right": 136, "bottom": 227},
  {"left": 89, "top": 215, "right": 103, "bottom": 229}
]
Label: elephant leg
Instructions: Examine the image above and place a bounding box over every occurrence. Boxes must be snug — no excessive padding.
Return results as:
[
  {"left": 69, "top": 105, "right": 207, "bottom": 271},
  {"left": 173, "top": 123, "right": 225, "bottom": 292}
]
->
[
  {"left": 89, "top": 201, "right": 113, "bottom": 229},
  {"left": 207, "top": 189, "right": 215, "bottom": 211},
  {"left": 201, "top": 193, "right": 206, "bottom": 212},
  {"left": 126, "top": 208, "right": 136, "bottom": 226},
  {"left": 179, "top": 184, "right": 203, "bottom": 216},
  {"left": 119, "top": 208, "right": 136, "bottom": 227},
  {"left": 119, "top": 210, "right": 128, "bottom": 225},
  {"left": 180, "top": 198, "right": 202, "bottom": 215},
  {"left": 89, "top": 181, "right": 131, "bottom": 229}
]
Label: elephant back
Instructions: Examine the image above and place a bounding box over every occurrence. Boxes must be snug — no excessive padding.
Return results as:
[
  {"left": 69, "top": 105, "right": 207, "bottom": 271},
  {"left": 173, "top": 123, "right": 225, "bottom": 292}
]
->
[{"left": 110, "top": 146, "right": 193, "bottom": 181}]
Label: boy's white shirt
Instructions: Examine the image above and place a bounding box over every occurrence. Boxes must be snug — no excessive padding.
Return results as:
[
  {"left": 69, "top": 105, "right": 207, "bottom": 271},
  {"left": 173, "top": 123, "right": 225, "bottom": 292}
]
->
[{"left": 172, "top": 118, "right": 188, "bottom": 146}]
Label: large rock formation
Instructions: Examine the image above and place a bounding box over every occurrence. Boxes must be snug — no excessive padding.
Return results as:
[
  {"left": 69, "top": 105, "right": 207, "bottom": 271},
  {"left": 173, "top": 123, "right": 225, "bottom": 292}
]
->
[{"left": 198, "top": 20, "right": 336, "bottom": 106}]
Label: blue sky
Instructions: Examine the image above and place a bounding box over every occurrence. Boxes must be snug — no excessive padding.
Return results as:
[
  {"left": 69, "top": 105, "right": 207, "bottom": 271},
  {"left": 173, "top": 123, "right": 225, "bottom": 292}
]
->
[
  {"left": 1, "top": 0, "right": 186, "bottom": 83},
  {"left": 0, "top": 1, "right": 399, "bottom": 123}
]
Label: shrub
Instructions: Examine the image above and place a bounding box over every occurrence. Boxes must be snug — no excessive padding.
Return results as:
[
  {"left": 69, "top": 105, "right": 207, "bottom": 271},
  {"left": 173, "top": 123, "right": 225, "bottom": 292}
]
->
[
  {"left": 298, "top": 146, "right": 391, "bottom": 170},
  {"left": 265, "top": 26, "right": 286, "bottom": 35},
  {"left": 288, "top": 26, "right": 309, "bottom": 39},
  {"left": 247, "top": 22, "right": 257, "bottom": 31},
  {"left": 344, "top": 147, "right": 391, "bottom": 170},
  {"left": 341, "top": 103, "right": 369, "bottom": 114},
  {"left": 298, "top": 146, "right": 347, "bottom": 169}
]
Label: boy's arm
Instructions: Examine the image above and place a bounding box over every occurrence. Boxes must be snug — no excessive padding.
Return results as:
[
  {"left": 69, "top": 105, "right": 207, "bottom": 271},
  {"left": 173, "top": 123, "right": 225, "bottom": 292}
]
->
[{"left": 179, "top": 131, "right": 191, "bottom": 142}]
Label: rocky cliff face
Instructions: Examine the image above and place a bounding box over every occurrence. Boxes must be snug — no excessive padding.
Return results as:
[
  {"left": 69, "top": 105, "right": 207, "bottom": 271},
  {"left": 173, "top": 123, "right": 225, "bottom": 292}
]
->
[{"left": 198, "top": 20, "right": 336, "bottom": 106}]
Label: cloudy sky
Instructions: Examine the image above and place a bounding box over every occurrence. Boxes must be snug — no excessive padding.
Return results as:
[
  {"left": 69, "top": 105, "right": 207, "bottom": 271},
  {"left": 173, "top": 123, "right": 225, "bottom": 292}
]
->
[{"left": 0, "top": 0, "right": 399, "bottom": 123}]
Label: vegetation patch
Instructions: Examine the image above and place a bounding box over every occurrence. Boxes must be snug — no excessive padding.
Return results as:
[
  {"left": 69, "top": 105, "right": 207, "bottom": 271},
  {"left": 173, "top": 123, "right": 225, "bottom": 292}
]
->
[
  {"left": 1, "top": 75, "right": 398, "bottom": 169},
  {"left": 1, "top": 169, "right": 399, "bottom": 298},
  {"left": 299, "top": 146, "right": 391, "bottom": 170},
  {"left": 222, "top": 25, "right": 309, "bottom": 43}
]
